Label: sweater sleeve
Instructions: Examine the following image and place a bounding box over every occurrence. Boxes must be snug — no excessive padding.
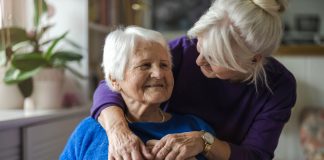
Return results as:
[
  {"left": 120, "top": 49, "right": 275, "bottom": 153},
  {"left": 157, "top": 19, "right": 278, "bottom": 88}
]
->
[
  {"left": 90, "top": 80, "right": 126, "bottom": 119},
  {"left": 229, "top": 71, "right": 297, "bottom": 160}
]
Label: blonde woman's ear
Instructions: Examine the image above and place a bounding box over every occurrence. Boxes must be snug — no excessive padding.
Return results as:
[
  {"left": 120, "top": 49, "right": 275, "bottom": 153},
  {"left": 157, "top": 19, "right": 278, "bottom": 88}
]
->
[{"left": 252, "top": 54, "right": 262, "bottom": 63}]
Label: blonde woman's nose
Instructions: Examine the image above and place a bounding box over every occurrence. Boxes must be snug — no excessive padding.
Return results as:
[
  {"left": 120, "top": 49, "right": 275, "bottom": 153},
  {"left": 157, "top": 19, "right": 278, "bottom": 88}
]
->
[{"left": 196, "top": 54, "right": 207, "bottom": 66}]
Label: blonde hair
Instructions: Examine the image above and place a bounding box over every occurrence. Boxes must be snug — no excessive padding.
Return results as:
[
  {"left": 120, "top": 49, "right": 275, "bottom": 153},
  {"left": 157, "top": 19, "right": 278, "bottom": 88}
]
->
[
  {"left": 102, "top": 26, "right": 171, "bottom": 91},
  {"left": 188, "top": 0, "right": 287, "bottom": 91}
]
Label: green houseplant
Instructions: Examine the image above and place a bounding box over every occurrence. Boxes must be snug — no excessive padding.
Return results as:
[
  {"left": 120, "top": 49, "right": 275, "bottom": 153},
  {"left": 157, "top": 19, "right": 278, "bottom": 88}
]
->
[{"left": 0, "top": 0, "right": 83, "bottom": 108}]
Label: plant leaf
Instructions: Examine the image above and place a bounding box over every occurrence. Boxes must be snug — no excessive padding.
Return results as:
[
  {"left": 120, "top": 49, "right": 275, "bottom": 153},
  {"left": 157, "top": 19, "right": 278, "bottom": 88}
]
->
[
  {"left": 36, "top": 24, "right": 54, "bottom": 40},
  {"left": 65, "top": 65, "right": 87, "bottom": 79},
  {"left": 40, "top": 38, "right": 55, "bottom": 46},
  {"left": 34, "top": 0, "right": 48, "bottom": 26},
  {"left": 4, "top": 67, "right": 41, "bottom": 84},
  {"left": 11, "top": 41, "right": 32, "bottom": 52},
  {"left": 0, "top": 27, "right": 28, "bottom": 50},
  {"left": 11, "top": 53, "right": 48, "bottom": 71},
  {"left": 18, "top": 78, "right": 33, "bottom": 98},
  {"left": 64, "top": 38, "right": 83, "bottom": 49},
  {"left": 44, "top": 32, "right": 68, "bottom": 60},
  {"left": 52, "top": 51, "right": 83, "bottom": 61}
]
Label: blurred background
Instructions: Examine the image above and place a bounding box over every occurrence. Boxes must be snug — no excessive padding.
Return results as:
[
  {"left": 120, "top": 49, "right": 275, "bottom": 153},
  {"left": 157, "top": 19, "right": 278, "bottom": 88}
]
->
[{"left": 1, "top": 0, "right": 324, "bottom": 159}]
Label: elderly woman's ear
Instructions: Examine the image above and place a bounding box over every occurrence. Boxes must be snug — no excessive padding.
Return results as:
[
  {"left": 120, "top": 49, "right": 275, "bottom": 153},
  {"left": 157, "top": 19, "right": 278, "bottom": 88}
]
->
[{"left": 109, "top": 75, "right": 121, "bottom": 92}]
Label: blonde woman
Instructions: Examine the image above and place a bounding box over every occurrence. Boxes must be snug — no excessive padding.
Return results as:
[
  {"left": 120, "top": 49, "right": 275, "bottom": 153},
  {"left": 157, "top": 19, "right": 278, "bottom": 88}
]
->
[{"left": 91, "top": 0, "right": 296, "bottom": 159}]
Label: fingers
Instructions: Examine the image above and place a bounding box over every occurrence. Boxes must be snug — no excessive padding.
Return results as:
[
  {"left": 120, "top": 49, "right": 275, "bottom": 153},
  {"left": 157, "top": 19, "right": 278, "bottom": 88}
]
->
[
  {"left": 151, "top": 138, "right": 167, "bottom": 155},
  {"left": 130, "top": 149, "right": 143, "bottom": 160},
  {"left": 165, "top": 147, "right": 180, "bottom": 160},
  {"left": 109, "top": 150, "right": 133, "bottom": 160},
  {"left": 155, "top": 145, "right": 173, "bottom": 160},
  {"left": 116, "top": 155, "right": 123, "bottom": 160},
  {"left": 108, "top": 130, "right": 149, "bottom": 160},
  {"left": 152, "top": 132, "right": 204, "bottom": 160},
  {"left": 140, "top": 142, "right": 154, "bottom": 159},
  {"left": 108, "top": 153, "right": 114, "bottom": 160},
  {"left": 175, "top": 149, "right": 188, "bottom": 160},
  {"left": 110, "top": 154, "right": 123, "bottom": 160},
  {"left": 146, "top": 139, "right": 159, "bottom": 146}
]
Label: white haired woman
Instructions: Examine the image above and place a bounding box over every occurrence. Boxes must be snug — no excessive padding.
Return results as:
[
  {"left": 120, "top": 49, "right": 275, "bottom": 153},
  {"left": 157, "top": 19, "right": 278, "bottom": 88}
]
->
[
  {"left": 60, "top": 26, "right": 215, "bottom": 160},
  {"left": 91, "top": 0, "right": 296, "bottom": 159}
]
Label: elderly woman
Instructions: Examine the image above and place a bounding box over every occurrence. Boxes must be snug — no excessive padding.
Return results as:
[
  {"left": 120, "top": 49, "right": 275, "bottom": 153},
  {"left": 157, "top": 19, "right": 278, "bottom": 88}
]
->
[
  {"left": 60, "top": 26, "right": 215, "bottom": 160},
  {"left": 91, "top": 0, "right": 296, "bottom": 160}
]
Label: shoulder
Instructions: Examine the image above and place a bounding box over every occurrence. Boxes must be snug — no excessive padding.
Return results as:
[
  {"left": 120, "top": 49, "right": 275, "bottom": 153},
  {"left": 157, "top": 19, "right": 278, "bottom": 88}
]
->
[
  {"left": 265, "top": 57, "right": 296, "bottom": 90},
  {"left": 76, "top": 117, "right": 100, "bottom": 130},
  {"left": 71, "top": 117, "right": 103, "bottom": 141},
  {"left": 261, "top": 57, "right": 297, "bottom": 118},
  {"left": 60, "top": 117, "right": 102, "bottom": 159},
  {"left": 167, "top": 36, "right": 199, "bottom": 76},
  {"left": 168, "top": 35, "right": 197, "bottom": 52}
]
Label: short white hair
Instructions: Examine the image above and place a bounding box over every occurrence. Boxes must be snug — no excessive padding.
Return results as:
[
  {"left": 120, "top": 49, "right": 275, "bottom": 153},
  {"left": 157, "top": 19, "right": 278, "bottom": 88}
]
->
[
  {"left": 102, "top": 26, "right": 171, "bottom": 91},
  {"left": 188, "top": 0, "right": 287, "bottom": 90}
]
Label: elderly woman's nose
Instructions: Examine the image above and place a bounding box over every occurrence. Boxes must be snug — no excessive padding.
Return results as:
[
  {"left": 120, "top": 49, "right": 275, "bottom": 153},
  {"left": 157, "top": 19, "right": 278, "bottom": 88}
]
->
[{"left": 150, "top": 67, "right": 163, "bottom": 78}]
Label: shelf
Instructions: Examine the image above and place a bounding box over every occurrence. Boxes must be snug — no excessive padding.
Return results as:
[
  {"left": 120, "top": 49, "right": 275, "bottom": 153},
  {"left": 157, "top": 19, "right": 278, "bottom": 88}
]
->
[
  {"left": 276, "top": 45, "right": 324, "bottom": 56},
  {"left": 0, "top": 106, "right": 88, "bottom": 130},
  {"left": 88, "top": 22, "right": 112, "bottom": 33},
  {"left": 160, "top": 30, "right": 187, "bottom": 41}
]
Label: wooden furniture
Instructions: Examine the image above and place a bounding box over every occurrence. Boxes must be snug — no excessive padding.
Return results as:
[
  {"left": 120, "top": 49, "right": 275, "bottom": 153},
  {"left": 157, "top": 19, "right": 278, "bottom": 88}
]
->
[
  {"left": 0, "top": 107, "right": 88, "bottom": 160},
  {"left": 276, "top": 45, "right": 324, "bottom": 56}
]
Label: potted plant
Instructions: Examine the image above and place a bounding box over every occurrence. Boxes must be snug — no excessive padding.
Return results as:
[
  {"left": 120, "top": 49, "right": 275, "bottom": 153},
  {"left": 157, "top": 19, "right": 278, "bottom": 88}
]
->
[
  {"left": 0, "top": 0, "right": 83, "bottom": 109},
  {"left": 0, "top": 39, "right": 25, "bottom": 109}
]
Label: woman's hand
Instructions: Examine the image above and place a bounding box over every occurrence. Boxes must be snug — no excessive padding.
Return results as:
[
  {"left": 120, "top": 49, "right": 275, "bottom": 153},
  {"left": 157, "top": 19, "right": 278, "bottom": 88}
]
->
[
  {"left": 107, "top": 128, "right": 152, "bottom": 160},
  {"left": 98, "top": 106, "right": 152, "bottom": 160},
  {"left": 147, "top": 131, "right": 205, "bottom": 160}
]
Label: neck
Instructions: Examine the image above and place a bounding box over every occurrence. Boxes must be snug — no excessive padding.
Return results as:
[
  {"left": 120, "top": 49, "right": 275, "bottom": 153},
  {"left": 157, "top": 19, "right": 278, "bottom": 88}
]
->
[
  {"left": 121, "top": 95, "right": 165, "bottom": 122},
  {"left": 126, "top": 106, "right": 165, "bottom": 123},
  {"left": 228, "top": 72, "right": 250, "bottom": 83}
]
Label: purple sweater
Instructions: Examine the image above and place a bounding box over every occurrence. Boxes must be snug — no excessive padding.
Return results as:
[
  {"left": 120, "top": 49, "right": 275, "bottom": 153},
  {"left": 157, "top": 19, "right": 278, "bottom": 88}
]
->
[{"left": 91, "top": 36, "right": 296, "bottom": 160}]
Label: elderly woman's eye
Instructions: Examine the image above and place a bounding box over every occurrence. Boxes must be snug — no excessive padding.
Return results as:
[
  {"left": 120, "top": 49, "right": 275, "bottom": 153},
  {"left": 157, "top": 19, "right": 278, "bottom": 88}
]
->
[
  {"left": 160, "top": 63, "right": 170, "bottom": 69},
  {"left": 139, "top": 63, "right": 151, "bottom": 70}
]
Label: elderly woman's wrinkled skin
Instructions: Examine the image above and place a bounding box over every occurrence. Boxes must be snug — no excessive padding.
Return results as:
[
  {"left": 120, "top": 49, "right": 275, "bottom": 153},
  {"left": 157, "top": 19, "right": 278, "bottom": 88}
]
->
[{"left": 119, "top": 41, "right": 173, "bottom": 106}]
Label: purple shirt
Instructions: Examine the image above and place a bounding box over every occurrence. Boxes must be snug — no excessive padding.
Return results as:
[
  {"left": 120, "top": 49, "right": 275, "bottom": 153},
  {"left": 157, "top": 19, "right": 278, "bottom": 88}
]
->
[{"left": 91, "top": 36, "right": 296, "bottom": 160}]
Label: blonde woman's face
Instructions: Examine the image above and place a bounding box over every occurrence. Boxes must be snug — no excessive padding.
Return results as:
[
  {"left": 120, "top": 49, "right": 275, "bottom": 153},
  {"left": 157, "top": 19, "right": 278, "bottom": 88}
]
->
[
  {"left": 118, "top": 41, "right": 174, "bottom": 105},
  {"left": 196, "top": 37, "right": 238, "bottom": 79}
]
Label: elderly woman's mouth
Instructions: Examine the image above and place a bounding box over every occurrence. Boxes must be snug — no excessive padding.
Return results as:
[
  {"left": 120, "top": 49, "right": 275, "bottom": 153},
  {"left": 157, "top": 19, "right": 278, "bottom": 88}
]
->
[{"left": 144, "top": 84, "right": 165, "bottom": 88}]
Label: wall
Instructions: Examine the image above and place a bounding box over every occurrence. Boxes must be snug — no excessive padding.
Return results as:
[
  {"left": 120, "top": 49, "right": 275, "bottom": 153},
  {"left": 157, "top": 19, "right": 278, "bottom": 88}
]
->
[
  {"left": 274, "top": 55, "right": 324, "bottom": 160},
  {"left": 0, "top": 0, "right": 13, "bottom": 27},
  {"left": 284, "top": 0, "right": 324, "bottom": 35},
  {"left": 23, "top": 0, "right": 89, "bottom": 100},
  {"left": 46, "top": 0, "right": 89, "bottom": 97}
]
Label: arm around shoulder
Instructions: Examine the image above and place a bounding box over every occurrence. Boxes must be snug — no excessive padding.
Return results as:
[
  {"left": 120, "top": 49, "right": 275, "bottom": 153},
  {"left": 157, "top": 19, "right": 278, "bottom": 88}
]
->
[{"left": 90, "top": 80, "right": 127, "bottom": 119}]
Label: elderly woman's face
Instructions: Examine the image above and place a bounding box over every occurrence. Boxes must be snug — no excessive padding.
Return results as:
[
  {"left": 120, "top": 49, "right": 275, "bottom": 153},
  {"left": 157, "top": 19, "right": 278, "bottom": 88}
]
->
[{"left": 118, "top": 41, "right": 174, "bottom": 105}]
